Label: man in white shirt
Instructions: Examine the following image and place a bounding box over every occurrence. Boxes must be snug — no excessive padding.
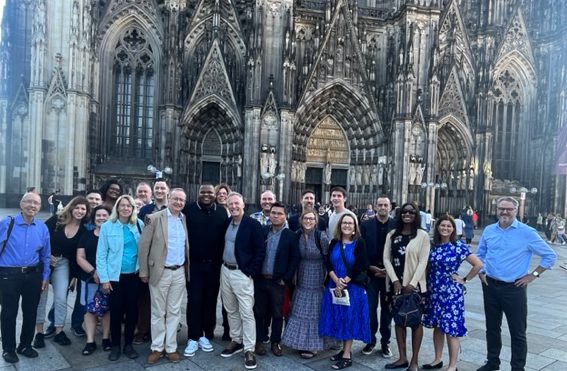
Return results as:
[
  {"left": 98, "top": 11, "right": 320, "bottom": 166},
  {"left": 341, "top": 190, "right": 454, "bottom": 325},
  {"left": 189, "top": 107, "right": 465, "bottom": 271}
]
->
[
  {"left": 138, "top": 189, "right": 190, "bottom": 364},
  {"left": 327, "top": 186, "right": 357, "bottom": 238},
  {"left": 454, "top": 216, "right": 465, "bottom": 240}
]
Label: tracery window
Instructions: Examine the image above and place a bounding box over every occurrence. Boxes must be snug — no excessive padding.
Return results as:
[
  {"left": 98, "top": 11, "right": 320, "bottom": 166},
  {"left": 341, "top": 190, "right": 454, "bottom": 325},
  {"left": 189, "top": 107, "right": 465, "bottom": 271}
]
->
[
  {"left": 492, "top": 69, "right": 522, "bottom": 180},
  {"left": 112, "top": 29, "right": 155, "bottom": 158}
]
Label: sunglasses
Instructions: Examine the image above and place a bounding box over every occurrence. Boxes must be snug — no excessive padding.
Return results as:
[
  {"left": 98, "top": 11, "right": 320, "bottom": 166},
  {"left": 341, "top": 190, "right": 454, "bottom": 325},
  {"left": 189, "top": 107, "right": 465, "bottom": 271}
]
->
[{"left": 401, "top": 209, "right": 416, "bottom": 215}]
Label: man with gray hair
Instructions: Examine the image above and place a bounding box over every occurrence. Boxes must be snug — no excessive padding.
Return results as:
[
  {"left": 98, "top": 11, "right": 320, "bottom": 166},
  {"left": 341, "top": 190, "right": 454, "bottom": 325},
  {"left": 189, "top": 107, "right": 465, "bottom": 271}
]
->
[
  {"left": 476, "top": 196, "right": 556, "bottom": 371},
  {"left": 0, "top": 192, "right": 51, "bottom": 363},
  {"left": 220, "top": 192, "right": 265, "bottom": 370}
]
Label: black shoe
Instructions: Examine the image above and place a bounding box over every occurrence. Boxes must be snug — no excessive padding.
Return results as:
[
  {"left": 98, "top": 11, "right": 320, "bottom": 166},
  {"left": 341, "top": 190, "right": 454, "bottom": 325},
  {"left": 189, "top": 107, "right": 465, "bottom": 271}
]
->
[
  {"left": 244, "top": 351, "right": 257, "bottom": 370},
  {"left": 381, "top": 344, "right": 393, "bottom": 358},
  {"left": 385, "top": 361, "right": 409, "bottom": 369},
  {"left": 123, "top": 344, "right": 138, "bottom": 359},
  {"left": 16, "top": 345, "right": 38, "bottom": 358},
  {"left": 361, "top": 343, "right": 375, "bottom": 355},
  {"left": 72, "top": 327, "right": 86, "bottom": 337},
  {"left": 2, "top": 351, "right": 19, "bottom": 363},
  {"left": 109, "top": 346, "right": 121, "bottom": 361},
  {"left": 422, "top": 361, "right": 443, "bottom": 369},
  {"left": 477, "top": 364, "right": 500, "bottom": 371},
  {"left": 53, "top": 331, "right": 71, "bottom": 346},
  {"left": 82, "top": 342, "right": 97, "bottom": 356},
  {"left": 221, "top": 341, "right": 244, "bottom": 358},
  {"left": 33, "top": 333, "right": 45, "bottom": 349},
  {"left": 102, "top": 338, "right": 112, "bottom": 351},
  {"left": 43, "top": 325, "right": 56, "bottom": 339}
]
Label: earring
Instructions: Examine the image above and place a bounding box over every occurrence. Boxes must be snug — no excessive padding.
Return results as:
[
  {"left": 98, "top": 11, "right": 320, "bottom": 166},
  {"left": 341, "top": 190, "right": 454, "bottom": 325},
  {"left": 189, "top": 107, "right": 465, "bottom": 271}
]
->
[{"left": 352, "top": 231, "right": 355, "bottom": 235}]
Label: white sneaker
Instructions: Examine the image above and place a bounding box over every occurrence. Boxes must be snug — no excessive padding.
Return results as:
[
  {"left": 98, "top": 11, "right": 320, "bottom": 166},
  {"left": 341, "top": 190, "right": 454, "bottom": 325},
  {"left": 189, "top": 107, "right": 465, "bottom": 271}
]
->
[
  {"left": 184, "top": 340, "right": 198, "bottom": 357},
  {"left": 198, "top": 336, "right": 214, "bottom": 352}
]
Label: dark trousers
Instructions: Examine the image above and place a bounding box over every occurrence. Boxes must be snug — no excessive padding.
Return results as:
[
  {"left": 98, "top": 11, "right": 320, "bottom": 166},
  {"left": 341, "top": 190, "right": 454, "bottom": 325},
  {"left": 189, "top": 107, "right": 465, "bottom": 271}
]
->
[
  {"left": 253, "top": 278, "right": 285, "bottom": 344},
  {"left": 367, "top": 277, "right": 392, "bottom": 346},
  {"left": 135, "top": 282, "right": 151, "bottom": 337},
  {"left": 109, "top": 273, "right": 140, "bottom": 347},
  {"left": 0, "top": 268, "right": 42, "bottom": 352},
  {"left": 482, "top": 277, "right": 528, "bottom": 371},
  {"left": 186, "top": 262, "right": 221, "bottom": 341}
]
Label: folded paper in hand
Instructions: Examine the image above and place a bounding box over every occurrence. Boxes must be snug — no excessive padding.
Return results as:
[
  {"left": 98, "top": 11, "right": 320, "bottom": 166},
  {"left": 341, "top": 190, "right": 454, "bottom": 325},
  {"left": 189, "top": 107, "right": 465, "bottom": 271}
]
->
[{"left": 330, "top": 288, "right": 350, "bottom": 306}]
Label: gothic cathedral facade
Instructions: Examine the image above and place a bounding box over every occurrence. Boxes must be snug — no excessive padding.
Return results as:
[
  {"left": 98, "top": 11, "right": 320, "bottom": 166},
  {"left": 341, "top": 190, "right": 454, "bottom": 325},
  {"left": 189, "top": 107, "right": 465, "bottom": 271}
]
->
[{"left": 0, "top": 0, "right": 566, "bottom": 221}]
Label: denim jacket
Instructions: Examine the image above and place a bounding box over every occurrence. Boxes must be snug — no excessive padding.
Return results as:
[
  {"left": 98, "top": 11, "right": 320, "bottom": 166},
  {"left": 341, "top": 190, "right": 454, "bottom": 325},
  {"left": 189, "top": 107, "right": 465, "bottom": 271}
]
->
[{"left": 96, "top": 219, "right": 144, "bottom": 283}]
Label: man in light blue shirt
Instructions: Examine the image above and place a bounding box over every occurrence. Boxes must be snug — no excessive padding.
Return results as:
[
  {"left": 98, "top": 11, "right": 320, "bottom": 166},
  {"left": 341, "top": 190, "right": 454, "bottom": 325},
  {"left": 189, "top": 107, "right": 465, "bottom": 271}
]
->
[{"left": 476, "top": 196, "right": 556, "bottom": 371}]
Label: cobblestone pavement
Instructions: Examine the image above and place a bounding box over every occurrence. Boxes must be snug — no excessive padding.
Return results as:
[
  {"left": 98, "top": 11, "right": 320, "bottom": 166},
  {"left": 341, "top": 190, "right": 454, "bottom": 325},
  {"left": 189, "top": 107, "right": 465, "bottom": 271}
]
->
[{"left": 1, "top": 208, "right": 567, "bottom": 370}]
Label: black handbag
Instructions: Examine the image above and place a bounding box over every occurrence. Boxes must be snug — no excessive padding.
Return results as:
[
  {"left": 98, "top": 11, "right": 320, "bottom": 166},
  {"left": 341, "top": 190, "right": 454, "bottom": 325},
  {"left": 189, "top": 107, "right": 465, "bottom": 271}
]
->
[
  {"left": 338, "top": 241, "right": 369, "bottom": 287},
  {"left": 391, "top": 292, "right": 423, "bottom": 327}
]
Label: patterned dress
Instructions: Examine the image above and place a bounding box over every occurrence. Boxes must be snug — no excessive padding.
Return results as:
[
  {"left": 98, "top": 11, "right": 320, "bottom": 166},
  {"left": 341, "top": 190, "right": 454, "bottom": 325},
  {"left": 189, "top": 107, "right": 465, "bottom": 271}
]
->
[
  {"left": 282, "top": 230, "right": 328, "bottom": 351},
  {"left": 422, "top": 240, "right": 471, "bottom": 337},
  {"left": 319, "top": 240, "right": 370, "bottom": 343}
]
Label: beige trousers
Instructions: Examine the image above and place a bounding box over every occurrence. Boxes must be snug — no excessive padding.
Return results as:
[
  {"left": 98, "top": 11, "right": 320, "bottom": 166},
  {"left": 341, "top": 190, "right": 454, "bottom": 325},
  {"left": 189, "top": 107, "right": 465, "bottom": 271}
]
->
[
  {"left": 220, "top": 265, "right": 256, "bottom": 352},
  {"left": 149, "top": 268, "right": 186, "bottom": 353}
]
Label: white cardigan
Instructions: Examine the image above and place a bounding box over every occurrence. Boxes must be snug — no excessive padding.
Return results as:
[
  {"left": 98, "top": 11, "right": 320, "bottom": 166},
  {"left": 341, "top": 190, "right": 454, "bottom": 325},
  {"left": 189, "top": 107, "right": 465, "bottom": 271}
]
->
[{"left": 383, "top": 229, "right": 430, "bottom": 293}]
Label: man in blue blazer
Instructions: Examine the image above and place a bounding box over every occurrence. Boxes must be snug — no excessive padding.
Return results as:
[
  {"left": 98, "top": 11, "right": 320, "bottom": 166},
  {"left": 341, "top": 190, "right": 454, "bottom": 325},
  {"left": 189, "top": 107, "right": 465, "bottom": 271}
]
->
[{"left": 220, "top": 192, "right": 265, "bottom": 370}]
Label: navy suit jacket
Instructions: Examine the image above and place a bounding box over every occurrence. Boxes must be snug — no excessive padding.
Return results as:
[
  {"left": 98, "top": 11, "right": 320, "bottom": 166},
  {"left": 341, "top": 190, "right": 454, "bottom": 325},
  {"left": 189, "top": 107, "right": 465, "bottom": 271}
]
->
[
  {"left": 261, "top": 226, "right": 300, "bottom": 284},
  {"left": 223, "top": 215, "right": 265, "bottom": 277}
]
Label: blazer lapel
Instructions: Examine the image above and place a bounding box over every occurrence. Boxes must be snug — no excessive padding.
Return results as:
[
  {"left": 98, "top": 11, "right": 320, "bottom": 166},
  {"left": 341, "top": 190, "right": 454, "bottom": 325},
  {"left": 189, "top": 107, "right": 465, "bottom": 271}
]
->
[{"left": 160, "top": 211, "right": 168, "bottom": 244}]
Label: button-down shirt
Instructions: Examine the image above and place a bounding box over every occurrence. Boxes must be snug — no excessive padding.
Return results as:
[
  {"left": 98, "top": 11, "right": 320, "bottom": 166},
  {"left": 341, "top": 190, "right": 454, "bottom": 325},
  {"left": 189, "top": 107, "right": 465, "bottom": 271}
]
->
[
  {"left": 165, "top": 209, "right": 186, "bottom": 266},
  {"left": 0, "top": 213, "right": 51, "bottom": 280},
  {"left": 262, "top": 226, "right": 284, "bottom": 275},
  {"left": 250, "top": 211, "right": 271, "bottom": 226},
  {"left": 223, "top": 221, "right": 240, "bottom": 264},
  {"left": 476, "top": 219, "right": 557, "bottom": 282}
]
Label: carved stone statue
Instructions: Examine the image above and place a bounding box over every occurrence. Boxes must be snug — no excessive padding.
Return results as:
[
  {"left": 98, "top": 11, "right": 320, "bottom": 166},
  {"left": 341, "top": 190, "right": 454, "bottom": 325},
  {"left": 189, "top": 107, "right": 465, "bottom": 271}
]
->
[
  {"left": 371, "top": 166, "right": 378, "bottom": 185},
  {"left": 484, "top": 163, "right": 493, "bottom": 191},
  {"left": 409, "top": 161, "right": 418, "bottom": 185},
  {"left": 268, "top": 149, "right": 277, "bottom": 175},
  {"left": 236, "top": 155, "right": 242, "bottom": 178},
  {"left": 324, "top": 162, "right": 332, "bottom": 185},
  {"left": 415, "top": 163, "right": 425, "bottom": 185},
  {"left": 260, "top": 146, "right": 269, "bottom": 176}
]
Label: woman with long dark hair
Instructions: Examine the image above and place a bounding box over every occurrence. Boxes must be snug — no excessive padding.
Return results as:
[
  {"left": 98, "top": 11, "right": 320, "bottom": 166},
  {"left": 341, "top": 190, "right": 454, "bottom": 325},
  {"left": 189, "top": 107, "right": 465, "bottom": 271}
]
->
[
  {"left": 319, "top": 213, "right": 370, "bottom": 370},
  {"left": 421, "top": 215, "right": 482, "bottom": 371},
  {"left": 34, "top": 196, "right": 90, "bottom": 348},
  {"left": 383, "top": 202, "right": 430, "bottom": 371}
]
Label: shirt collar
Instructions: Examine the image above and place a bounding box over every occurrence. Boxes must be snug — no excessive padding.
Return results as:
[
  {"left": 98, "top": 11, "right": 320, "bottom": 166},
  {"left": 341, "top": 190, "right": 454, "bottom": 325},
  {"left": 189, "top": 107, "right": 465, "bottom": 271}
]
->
[
  {"left": 497, "top": 218, "right": 519, "bottom": 230},
  {"left": 166, "top": 208, "right": 183, "bottom": 220},
  {"left": 15, "top": 213, "right": 36, "bottom": 225},
  {"left": 196, "top": 201, "right": 217, "bottom": 211}
]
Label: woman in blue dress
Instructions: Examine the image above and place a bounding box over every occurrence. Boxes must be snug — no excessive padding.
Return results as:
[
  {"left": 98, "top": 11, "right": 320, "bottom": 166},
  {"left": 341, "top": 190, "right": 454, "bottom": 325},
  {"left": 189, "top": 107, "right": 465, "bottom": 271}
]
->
[
  {"left": 422, "top": 215, "right": 482, "bottom": 371},
  {"left": 319, "top": 213, "right": 370, "bottom": 370}
]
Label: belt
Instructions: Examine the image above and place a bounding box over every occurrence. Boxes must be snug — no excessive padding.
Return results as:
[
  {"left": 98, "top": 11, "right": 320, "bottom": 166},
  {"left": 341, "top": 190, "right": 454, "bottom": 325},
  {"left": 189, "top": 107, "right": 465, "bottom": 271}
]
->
[
  {"left": 0, "top": 265, "right": 40, "bottom": 274},
  {"left": 261, "top": 275, "right": 273, "bottom": 280},
  {"left": 223, "top": 262, "right": 239, "bottom": 270},
  {"left": 164, "top": 265, "right": 183, "bottom": 270},
  {"left": 486, "top": 276, "right": 514, "bottom": 285}
]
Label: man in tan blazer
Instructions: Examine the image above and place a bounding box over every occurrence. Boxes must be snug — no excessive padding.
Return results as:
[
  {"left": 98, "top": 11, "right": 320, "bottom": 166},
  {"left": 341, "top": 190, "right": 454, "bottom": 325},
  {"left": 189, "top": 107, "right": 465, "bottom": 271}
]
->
[{"left": 139, "top": 188, "right": 190, "bottom": 364}]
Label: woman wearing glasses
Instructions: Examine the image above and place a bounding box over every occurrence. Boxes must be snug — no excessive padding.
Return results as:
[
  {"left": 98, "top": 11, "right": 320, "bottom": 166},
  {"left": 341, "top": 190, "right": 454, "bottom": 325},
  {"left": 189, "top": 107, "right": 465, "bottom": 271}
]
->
[
  {"left": 319, "top": 213, "right": 370, "bottom": 370},
  {"left": 282, "top": 209, "right": 329, "bottom": 359},
  {"left": 421, "top": 215, "right": 482, "bottom": 371},
  {"left": 383, "top": 202, "right": 430, "bottom": 371}
]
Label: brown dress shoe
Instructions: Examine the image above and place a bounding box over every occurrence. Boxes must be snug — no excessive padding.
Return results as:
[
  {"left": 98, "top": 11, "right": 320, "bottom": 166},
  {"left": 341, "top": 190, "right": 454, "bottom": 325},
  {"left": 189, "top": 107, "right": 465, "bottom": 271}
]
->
[
  {"left": 255, "top": 342, "right": 267, "bottom": 356},
  {"left": 271, "top": 342, "right": 283, "bottom": 356},
  {"left": 147, "top": 351, "right": 163, "bottom": 364},
  {"left": 166, "top": 351, "right": 181, "bottom": 363}
]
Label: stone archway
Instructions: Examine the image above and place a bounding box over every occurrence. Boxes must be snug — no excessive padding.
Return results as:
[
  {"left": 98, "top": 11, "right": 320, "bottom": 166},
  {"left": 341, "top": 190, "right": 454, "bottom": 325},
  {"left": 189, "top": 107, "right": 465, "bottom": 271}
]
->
[{"left": 304, "top": 116, "right": 350, "bottom": 203}]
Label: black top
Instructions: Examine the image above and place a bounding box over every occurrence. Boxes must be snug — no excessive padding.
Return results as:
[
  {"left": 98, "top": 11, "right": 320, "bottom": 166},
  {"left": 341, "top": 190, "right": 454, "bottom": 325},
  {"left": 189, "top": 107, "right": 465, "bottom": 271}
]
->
[
  {"left": 77, "top": 230, "right": 98, "bottom": 282},
  {"left": 183, "top": 202, "right": 228, "bottom": 263},
  {"left": 391, "top": 234, "right": 411, "bottom": 280},
  {"left": 326, "top": 238, "right": 369, "bottom": 280},
  {"left": 360, "top": 217, "right": 396, "bottom": 268},
  {"left": 45, "top": 216, "right": 87, "bottom": 278},
  {"left": 138, "top": 202, "right": 167, "bottom": 223},
  {"left": 261, "top": 226, "right": 300, "bottom": 284}
]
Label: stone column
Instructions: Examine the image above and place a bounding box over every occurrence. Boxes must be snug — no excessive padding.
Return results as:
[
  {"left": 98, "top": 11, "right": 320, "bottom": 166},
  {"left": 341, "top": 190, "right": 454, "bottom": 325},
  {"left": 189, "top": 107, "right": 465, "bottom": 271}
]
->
[{"left": 243, "top": 107, "right": 261, "bottom": 202}]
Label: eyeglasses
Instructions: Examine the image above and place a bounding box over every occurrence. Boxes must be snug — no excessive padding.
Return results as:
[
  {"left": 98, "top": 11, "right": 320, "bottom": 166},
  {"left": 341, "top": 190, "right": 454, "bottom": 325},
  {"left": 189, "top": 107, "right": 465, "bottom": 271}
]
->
[
  {"left": 341, "top": 221, "right": 355, "bottom": 226},
  {"left": 22, "top": 200, "right": 41, "bottom": 205},
  {"left": 302, "top": 217, "right": 316, "bottom": 221},
  {"left": 170, "top": 197, "right": 186, "bottom": 203},
  {"left": 497, "top": 207, "right": 516, "bottom": 212},
  {"left": 401, "top": 209, "right": 416, "bottom": 215}
]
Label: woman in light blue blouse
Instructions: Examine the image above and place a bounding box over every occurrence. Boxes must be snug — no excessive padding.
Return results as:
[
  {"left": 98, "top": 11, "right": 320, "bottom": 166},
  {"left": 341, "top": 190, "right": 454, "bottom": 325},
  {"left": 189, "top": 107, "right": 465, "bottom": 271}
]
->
[{"left": 97, "top": 195, "right": 144, "bottom": 362}]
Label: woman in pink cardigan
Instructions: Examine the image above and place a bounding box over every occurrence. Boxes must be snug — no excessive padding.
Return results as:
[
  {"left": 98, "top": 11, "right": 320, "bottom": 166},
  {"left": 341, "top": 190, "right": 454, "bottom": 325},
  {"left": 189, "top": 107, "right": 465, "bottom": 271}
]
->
[{"left": 383, "top": 202, "right": 430, "bottom": 371}]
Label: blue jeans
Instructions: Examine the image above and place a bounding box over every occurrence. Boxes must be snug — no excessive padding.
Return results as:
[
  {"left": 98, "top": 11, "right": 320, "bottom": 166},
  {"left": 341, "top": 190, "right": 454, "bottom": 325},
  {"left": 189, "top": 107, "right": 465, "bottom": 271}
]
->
[{"left": 36, "top": 257, "right": 70, "bottom": 327}]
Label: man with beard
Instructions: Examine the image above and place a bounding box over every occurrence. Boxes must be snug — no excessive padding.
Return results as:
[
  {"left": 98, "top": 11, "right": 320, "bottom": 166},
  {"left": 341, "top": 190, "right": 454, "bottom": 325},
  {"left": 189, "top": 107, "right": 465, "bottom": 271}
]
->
[{"left": 183, "top": 184, "right": 229, "bottom": 356}]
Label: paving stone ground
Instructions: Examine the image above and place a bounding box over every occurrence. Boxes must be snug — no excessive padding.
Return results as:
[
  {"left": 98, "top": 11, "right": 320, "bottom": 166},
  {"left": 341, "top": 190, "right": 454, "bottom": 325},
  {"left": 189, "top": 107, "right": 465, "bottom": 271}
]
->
[{"left": 1, "top": 208, "right": 566, "bottom": 370}]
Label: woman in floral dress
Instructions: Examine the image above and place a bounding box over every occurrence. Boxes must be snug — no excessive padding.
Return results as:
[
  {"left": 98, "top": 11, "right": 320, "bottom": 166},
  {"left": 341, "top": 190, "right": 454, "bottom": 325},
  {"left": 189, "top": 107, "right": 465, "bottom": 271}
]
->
[
  {"left": 282, "top": 209, "right": 328, "bottom": 358},
  {"left": 422, "top": 215, "right": 482, "bottom": 371}
]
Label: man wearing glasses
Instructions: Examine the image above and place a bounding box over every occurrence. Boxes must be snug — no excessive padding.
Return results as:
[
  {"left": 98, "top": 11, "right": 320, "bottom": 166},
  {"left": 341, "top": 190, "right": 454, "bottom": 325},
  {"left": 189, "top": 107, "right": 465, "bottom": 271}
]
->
[
  {"left": 0, "top": 192, "right": 51, "bottom": 363},
  {"left": 476, "top": 196, "right": 556, "bottom": 371}
]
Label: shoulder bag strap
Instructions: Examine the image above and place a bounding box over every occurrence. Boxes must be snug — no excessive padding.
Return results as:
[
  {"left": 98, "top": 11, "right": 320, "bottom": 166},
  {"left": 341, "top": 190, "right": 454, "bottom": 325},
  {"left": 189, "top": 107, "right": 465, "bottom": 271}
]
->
[{"left": 0, "top": 216, "right": 15, "bottom": 257}]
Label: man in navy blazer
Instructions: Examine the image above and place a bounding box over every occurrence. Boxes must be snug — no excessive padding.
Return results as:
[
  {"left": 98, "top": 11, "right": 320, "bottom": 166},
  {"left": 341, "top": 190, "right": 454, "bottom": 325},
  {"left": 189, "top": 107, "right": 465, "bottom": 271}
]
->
[
  {"left": 360, "top": 195, "right": 396, "bottom": 358},
  {"left": 254, "top": 202, "right": 299, "bottom": 357},
  {"left": 220, "top": 192, "right": 265, "bottom": 370}
]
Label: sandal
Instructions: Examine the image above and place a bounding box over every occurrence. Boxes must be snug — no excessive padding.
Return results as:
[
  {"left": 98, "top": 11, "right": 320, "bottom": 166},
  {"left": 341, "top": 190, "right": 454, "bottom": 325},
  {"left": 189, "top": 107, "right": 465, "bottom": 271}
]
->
[
  {"left": 102, "top": 338, "right": 112, "bottom": 351},
  {"left": 82, "top": 342, "right": 97, "bottom": 356},
  {"left": 332, "top": 357, "right": 352, "bottom": 369},
  {"left": 330, "top": 350, "right": 344, "bottom": 361},
  {"left": 299, "top": 350, "right": 316, "bottom": 359}
]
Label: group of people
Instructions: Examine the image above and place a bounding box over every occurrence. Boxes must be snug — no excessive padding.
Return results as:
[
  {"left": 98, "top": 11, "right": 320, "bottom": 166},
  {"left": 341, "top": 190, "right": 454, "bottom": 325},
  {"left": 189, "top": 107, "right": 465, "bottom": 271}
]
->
[{"left": 0, "top": 180, "right": 557, "bottom": 371}]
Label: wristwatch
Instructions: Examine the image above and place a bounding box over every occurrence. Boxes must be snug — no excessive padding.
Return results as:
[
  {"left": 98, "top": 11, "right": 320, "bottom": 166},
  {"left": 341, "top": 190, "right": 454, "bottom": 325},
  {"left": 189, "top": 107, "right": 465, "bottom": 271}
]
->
[{"left": 532, "top": 271, "right": 540, "bottom": 278}]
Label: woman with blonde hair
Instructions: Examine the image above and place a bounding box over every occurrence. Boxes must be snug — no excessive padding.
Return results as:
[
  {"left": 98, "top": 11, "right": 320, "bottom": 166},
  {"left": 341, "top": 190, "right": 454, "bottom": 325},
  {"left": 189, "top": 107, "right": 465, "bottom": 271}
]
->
[
  {"left": 34, "top": 196, "right": 90, "bottom": 348},
  {"left": 96, "top": 195, "right": 144, "bottom": 361}
]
